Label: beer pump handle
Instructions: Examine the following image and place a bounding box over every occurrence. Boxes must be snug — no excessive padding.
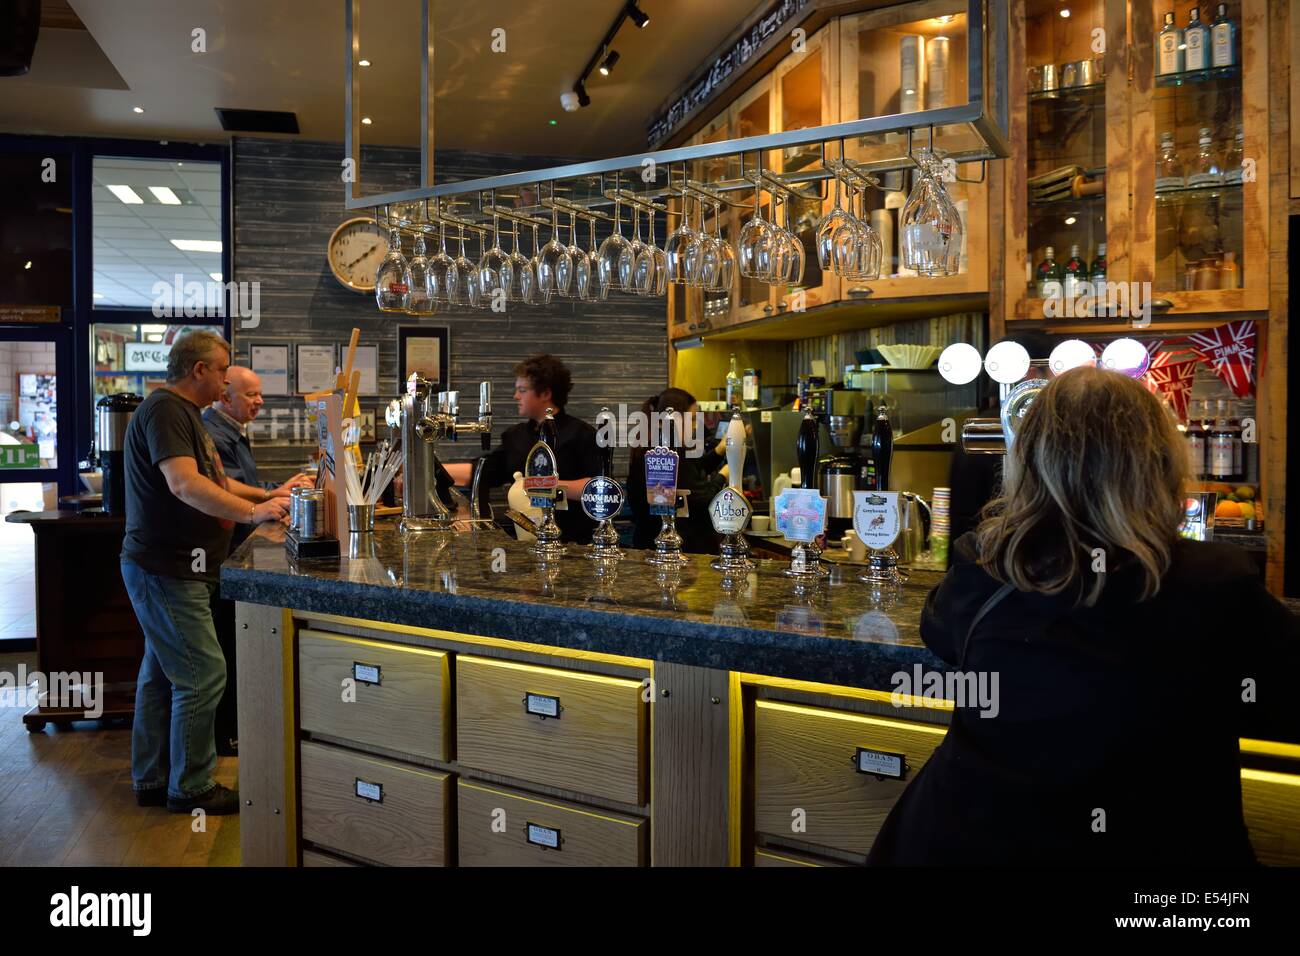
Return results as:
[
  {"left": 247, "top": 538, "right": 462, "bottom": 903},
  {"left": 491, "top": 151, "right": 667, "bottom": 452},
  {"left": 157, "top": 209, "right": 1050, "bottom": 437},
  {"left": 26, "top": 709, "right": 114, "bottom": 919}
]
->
[
  {"left": 479, "top": 381, "right": 492, "bottom": 451},
  {"left": 595, "top": 407, "right": 615, "bottom": 477},
  {"left": 796, "top": 411, "right": 818, "bottom": 490},
  {"left": 540, "top": 407, "right": 558, "bottom": 448},
  {"left": 725, "top": 412, "right": 746, "bottom": 485}
]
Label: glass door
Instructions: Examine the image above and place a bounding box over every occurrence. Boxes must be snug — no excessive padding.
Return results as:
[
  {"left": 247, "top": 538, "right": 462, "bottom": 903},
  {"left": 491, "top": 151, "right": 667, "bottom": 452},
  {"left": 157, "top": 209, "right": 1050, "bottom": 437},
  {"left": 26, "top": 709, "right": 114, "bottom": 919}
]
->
[
  {"left": 0, "top": 328, "right": 69, "bottom": 515},
  {"left": 1133, "top": 0, "right": 1267, "bottom": 313}
]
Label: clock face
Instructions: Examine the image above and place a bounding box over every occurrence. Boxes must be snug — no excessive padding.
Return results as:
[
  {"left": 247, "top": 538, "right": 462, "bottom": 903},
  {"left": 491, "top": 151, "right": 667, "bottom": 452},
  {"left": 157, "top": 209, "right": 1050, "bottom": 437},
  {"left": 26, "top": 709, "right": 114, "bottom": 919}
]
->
[{"left": 327, "top": 217, "right": 387, "bottom": 293}]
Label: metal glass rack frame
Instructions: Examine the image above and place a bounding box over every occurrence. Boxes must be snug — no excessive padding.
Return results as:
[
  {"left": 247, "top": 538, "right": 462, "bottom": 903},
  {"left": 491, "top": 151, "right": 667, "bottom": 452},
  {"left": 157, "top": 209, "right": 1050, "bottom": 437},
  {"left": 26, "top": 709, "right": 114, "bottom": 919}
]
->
[{"left": 344, "top": 0, "right": 1009, "bottom": 215}]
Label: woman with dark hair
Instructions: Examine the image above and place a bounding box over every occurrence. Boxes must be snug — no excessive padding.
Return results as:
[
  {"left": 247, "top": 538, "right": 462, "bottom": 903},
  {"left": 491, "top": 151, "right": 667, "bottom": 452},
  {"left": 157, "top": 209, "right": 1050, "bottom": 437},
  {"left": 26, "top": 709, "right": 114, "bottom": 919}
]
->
[
  {"left": 626, "top": 387, "right": 730, "bottom": 554},
  {"left": 868, "top": 366, "right": 1300, "bottom": 866}
]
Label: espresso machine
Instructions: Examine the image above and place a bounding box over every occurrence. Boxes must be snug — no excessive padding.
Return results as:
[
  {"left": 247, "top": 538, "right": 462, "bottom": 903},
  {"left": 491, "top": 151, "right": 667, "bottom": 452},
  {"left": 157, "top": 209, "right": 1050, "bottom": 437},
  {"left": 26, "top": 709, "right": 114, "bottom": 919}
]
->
[
  {"left": 807, "top": 386, "right": 868, "bottom": 539},
  {"left": 95, "top": 393, "right": 142, "bottom": 515},
  {"left": 386, "top": 374, "right": 492, "bottom": 533}
]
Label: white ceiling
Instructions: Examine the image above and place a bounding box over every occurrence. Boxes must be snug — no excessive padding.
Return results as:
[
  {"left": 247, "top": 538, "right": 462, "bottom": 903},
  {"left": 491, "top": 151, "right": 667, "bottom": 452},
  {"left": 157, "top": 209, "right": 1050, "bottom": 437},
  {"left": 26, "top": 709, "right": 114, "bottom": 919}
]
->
[
  {"left": 92, "top": 157, "right": 223, "bottom": 307},
  {"left": 0, "top": 0, "right": 762, "bottom": 156}
]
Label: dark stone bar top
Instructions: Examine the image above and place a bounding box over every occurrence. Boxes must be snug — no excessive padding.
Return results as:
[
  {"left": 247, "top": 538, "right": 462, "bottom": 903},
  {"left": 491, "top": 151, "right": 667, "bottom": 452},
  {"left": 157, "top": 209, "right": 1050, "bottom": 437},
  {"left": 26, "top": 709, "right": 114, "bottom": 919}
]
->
[{"left": 221, "top": 520, "right": 947, "bottom": 689}]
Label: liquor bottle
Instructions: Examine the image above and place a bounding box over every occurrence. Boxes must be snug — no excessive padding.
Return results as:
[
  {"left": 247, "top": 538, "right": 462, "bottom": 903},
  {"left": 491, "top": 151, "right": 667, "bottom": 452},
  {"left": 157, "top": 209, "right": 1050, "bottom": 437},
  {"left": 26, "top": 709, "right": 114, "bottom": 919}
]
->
[
  {"left": 1158, "top": 12, "right": 1185, "bottom": 78},
  {"left": 869, "top": 404, "right": 894, "bottom": 492},
  {"left": 1223, "top": 125, "right": 1244, "bottom": 183},
  {"left": 1090, "top": 243, "right": 1108, "bottom": 283},
  {"left": 1210, "top": 3, "right": 1236, "bottom": 69},
  {"left": 1063, "top": 244, "right": 1086, "bottom": 299},
  {"left": 1187, "top": 128, "right": 1223, "bottom": 187},
  {"left": 1228, "top": 400, "right": 1243, "bottom": 480},
  {"left": 1036, "top": 246, "right": 1062, "bottom": 298},
  {"left": 725, "top": 353, "right": 740, "bottom": 410},
  {"left": 1186, "top": 419, "right": 1206, "bottom": 479},
  {"left": 1184, "top": 7, "right": 1210, "bottom": 75},
  {"left": 1208, "top": 401, "right": 1233, "bottom": 479},
  {"left": 742, "top": 367, "right": 760, "bottom": 408},
  {"left": 1156, "top": 132, "right": 1184, "bottom": 192}
]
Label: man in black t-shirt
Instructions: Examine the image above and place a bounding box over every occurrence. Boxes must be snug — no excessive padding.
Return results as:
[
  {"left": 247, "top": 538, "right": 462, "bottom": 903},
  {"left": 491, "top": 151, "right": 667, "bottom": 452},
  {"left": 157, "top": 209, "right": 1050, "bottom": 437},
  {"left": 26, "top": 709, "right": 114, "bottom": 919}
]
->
[
  {"left": 120, "top": 330, "right": 291, "bottom": 815},
  {"left": 443, "top": 354, "right": 602, "bottom": 542}
]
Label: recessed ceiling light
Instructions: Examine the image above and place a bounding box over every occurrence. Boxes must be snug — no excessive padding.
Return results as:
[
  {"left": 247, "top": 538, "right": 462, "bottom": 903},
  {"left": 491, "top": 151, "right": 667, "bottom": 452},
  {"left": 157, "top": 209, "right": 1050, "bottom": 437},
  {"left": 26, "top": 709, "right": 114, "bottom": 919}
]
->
[
  {"left": 209, "top": 272, "right": 222, "bottom": 282},
  {"left": 361, "top": 116, "right": 373, "bottom": 125},
  {"left": 146, "top": 334, "right": 164, "bottom": 343},
  {"left": 106, "top": 184, "right": 144, "bottom": 204},
  {"left": 1060, "top": 8, "right": 1070, "bottom": 17},
  {"left": 93, "top": 292, "right": 105, "bottom": 299},
  {"left": 133, "top": 106, "right": 145, "bottom": 113},
  {"left": 1064, "top": 216, "right": 1077, "bottom": 225},
  {"left": 359, "top": 58, "right": 371, "bottom": 67},
  {"left": 150, "top": 186, "right": 182, "bottom": 205},
  {"left": 169, "top": 238, "right": 223, "bottom": 253},
  {"left": 23, "top": 261, "right": 32, "bottom": 270}
]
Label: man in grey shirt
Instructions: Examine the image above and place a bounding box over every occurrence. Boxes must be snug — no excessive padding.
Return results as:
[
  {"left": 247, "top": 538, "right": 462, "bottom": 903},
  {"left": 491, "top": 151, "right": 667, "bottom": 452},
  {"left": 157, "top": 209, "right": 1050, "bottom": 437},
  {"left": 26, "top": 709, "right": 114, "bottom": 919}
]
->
[{"left": 121, "top": 330, "right": 291, "bottom": 814}]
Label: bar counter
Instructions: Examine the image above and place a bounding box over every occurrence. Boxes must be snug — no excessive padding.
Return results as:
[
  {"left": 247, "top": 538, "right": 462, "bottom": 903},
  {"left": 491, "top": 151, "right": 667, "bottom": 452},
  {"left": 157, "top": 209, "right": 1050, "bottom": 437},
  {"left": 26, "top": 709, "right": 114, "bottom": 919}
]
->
[{"left": 221, "top": 521, "right": 1300, "bottom": 868}]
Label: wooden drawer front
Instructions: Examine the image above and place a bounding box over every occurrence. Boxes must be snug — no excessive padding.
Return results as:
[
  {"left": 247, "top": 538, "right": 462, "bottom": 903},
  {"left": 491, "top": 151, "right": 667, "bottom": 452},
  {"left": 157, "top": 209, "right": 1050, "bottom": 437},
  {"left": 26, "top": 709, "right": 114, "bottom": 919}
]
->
[
  {"left": 457, "top": 780, "right": 646, "bottom": 867},
  {"left": 302, "top": 848, "right": 362, "bottom": 867},
  {"left": 754, "top": 700, "right": 947, "bottom": 857},
  {"left": 300, "top": 740, "right": 451, "bottom": 867},
  {"left": 298, "top": 629, "right": 448, "bottom": 761},
  {"left": 755, "top": 847, "right": 850, "bottom": 868},
  {"left": 1243, "top": 769, "right": 1300, "bottom": 866},
  {"left": 456, "top": 655, "right": 646, "bottom": 805}
]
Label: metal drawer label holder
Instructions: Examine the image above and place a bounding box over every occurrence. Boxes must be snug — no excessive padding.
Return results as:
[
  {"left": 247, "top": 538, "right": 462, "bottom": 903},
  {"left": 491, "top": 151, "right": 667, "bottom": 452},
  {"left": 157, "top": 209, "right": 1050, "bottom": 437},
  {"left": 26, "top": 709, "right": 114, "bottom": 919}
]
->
[
  {"left": 354, "top": 778, "right": 384, "bottom": 803},
  {"left": 523, "top": 692, "right": 562, "bottom": 719},
  {"left": 353, "top": 662, "right": 382, "bottom": 685},
  {"left": 526, "top": 822, "right": 562, "bottom": 850},
  {"left": 853, "top": 747, "right": 907, "bottom": 780}
]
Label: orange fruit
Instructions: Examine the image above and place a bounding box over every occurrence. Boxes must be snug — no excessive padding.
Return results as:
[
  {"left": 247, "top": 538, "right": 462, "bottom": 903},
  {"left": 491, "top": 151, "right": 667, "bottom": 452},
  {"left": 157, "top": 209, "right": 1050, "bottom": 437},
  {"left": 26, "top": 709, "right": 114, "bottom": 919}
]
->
[{"left": 1215, "top": 500, "right": 1242, "bottom": 519}]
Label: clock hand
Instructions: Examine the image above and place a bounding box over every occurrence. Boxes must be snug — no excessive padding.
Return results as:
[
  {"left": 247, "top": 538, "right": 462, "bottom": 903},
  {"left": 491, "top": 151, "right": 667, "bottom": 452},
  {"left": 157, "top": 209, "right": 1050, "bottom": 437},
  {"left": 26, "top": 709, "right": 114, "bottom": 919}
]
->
[{"left": 345, "top": 244, "right": 381, "bottom": 269}]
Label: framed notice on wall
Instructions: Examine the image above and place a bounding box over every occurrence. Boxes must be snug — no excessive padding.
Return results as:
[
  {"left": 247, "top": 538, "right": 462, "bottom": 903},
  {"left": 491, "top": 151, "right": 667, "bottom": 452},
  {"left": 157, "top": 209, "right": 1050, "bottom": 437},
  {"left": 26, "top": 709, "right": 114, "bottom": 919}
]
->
[
  {"left": 397, "top": 326, "right": 449, "bottom": 392},
  {"left": 296, "top": 343, "right": 336, "bottom": 395},
  {"left": 249, "top": 343, "right": 290, "bottom": 396},
  {"left": 353, "top": 345, "right": 379, "bottom": 395}
]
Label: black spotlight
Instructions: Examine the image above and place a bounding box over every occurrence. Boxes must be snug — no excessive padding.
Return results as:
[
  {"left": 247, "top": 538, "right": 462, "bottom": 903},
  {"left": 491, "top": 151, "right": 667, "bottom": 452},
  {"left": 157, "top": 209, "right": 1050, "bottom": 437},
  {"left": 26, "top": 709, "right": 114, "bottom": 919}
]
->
[
  {"left": 574, "top": 80, "right": 591, "bottom": 108},
  {"left": 627, "top": 2, "right": 650, "bottom": 28},
  {"left": 599, "top": 50, "right": 620, "bottom": 76}
]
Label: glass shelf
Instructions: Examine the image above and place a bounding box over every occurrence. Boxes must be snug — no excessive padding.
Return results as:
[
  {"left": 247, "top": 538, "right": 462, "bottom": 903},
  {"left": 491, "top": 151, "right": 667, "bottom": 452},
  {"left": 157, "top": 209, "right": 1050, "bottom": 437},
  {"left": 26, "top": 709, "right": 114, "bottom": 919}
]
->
[
  {"left": 1155, "top": 66, "right": 1241, "bottom": 89},
  {"left": 1028, "top": 81, "right": 1105, "bottom": 103},
  {"left": 1155, "top": 180, "right": 1244, "bottom": 204}
]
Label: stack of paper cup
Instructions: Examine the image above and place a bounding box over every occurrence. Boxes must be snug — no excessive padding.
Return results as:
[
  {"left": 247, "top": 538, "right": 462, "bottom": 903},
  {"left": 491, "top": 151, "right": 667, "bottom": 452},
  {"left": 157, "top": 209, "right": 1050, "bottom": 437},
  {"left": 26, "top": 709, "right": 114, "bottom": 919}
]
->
[{"left": 930, "top": 487, "right": 951, "bottom": 566}]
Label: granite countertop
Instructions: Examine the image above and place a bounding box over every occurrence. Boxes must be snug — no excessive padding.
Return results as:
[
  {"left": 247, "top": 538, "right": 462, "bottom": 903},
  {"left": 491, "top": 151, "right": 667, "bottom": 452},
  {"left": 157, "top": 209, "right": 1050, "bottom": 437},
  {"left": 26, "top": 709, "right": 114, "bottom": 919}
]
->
[
  {"left": 5, "top": 509, "right": 124, "bottom": 526},
  {"left": 221, "top": 520, "right": 947, "bottom": 688}
]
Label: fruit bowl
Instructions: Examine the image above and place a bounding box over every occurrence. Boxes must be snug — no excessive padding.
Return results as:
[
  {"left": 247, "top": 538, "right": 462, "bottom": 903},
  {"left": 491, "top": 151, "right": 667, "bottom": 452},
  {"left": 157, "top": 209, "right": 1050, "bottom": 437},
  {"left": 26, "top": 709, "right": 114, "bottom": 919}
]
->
[{"left": 877, "top": 344, "right": 944, "bottom": 369}]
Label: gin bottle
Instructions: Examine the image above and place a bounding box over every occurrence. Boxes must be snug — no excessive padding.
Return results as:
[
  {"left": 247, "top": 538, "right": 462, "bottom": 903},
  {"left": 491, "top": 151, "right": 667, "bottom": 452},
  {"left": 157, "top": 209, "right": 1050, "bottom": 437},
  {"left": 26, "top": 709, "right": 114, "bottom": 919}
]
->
[
  {"left": 1187, "top": 128, "right": 1223, "bottom": 187},
  {"left": 1156, "top": 132, "right": 1185, "bottom": 191},
  {"left": 1158, "top": 12, "right": 1185, "bottom": 77},
  {"left": 1184, "top": 7, "right": 1210, "bottom": 75},
  {"left": 1211, "top": 3, "right": 1236, "bottom": 69}
]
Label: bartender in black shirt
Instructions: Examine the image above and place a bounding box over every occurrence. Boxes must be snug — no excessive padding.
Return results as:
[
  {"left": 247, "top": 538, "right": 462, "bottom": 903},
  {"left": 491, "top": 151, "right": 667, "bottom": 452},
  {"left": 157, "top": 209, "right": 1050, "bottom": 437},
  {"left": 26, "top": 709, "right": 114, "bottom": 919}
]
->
[{"left": 443, "top": 354, "right": 602, "bottom": 542}]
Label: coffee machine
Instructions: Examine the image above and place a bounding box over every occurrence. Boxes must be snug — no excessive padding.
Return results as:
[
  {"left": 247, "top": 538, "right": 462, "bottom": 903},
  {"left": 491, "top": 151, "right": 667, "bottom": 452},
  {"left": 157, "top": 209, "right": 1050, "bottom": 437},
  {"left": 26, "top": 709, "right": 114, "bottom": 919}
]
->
[
  {"left": 95, "top": 393, "right": 142, "bottom": 515},
  {"left": 807, "top": 386, "right": 868, "bottom": 538}
]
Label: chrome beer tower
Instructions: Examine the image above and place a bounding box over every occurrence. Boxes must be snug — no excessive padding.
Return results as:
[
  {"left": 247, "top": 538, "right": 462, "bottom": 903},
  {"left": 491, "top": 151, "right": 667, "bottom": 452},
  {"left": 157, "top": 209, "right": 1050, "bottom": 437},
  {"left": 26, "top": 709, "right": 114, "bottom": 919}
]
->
[{"left": 389, "top": 373, "right": 492, "bottom": 533}]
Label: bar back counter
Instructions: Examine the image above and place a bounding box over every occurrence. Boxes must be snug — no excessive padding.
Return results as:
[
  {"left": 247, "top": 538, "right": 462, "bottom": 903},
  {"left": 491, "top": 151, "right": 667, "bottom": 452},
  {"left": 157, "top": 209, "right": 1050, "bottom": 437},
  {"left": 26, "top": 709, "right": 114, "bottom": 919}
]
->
[{"left": 222, "top": 523, "right": 1300, "bottom": 867}]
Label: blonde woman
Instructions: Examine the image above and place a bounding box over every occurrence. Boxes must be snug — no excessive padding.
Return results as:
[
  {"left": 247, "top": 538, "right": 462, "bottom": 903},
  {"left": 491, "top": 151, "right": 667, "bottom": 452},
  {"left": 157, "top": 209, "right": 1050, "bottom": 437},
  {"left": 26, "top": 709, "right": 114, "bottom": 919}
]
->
[{"left": 868, "top": 366, "right": 1299, "bottom": 866}]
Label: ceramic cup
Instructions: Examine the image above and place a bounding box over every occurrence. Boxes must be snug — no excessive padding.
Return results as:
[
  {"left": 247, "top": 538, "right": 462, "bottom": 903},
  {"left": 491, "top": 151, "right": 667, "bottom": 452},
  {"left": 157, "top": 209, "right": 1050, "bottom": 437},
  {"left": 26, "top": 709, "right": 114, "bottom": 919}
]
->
[{"left": 750, "top": 515, "right": 771, "bottom": 533}]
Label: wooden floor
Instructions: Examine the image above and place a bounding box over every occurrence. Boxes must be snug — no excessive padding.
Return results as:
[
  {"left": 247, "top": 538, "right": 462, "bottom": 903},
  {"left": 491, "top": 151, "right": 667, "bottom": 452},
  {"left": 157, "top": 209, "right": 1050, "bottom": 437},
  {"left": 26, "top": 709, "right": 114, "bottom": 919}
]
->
[{"left": 0, "top": 652, "right": 240, "bottom": 866}]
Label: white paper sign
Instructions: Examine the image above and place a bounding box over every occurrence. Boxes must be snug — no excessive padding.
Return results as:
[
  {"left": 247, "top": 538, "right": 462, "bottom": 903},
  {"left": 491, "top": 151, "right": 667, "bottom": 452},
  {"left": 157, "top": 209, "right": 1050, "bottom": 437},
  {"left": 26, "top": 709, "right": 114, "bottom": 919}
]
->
[
  {"left": 250, "top": 345, "right": 290, "bottom": 396},
  {"left": 853, "top": 491, "right": 902, "bottom": 550},
  {"left": 296, "top": 344, "right": 336, "bottom": 394},
  {"left": 353, "top": 345, "right": 379, "bottom": 395},
  {"left": 125, "top": 342, "right": 172, "bottom": 372}
]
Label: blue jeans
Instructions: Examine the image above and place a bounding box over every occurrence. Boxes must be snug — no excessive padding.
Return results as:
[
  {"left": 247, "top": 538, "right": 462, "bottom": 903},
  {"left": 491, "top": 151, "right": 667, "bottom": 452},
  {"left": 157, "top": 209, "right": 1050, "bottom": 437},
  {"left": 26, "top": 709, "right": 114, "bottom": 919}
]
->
[{"left": 121, "top": 560, "right": 225, "bottom": 799}]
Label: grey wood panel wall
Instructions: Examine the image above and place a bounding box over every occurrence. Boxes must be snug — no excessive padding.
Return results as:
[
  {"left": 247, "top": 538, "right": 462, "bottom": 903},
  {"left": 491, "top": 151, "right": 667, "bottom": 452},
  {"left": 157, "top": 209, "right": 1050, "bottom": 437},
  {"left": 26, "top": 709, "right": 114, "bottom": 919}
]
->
[{"left": 230, "top": 137, "right": 667, "bottom": 482}]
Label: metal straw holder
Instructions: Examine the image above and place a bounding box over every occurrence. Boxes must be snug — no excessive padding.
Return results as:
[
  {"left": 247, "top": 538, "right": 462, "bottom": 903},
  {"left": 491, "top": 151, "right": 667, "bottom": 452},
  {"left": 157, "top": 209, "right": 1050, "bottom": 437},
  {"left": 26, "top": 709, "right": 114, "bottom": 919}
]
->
[{"left": 348, "top": 503, "right": 376, "bottom": 533}]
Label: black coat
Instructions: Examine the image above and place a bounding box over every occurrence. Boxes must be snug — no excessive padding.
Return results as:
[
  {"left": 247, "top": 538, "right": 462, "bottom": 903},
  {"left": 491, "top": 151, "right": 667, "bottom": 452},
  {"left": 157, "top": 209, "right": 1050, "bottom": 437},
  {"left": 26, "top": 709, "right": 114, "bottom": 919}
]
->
[{"left": 867, "top": 532, "right": 1300, "bottom": 866}]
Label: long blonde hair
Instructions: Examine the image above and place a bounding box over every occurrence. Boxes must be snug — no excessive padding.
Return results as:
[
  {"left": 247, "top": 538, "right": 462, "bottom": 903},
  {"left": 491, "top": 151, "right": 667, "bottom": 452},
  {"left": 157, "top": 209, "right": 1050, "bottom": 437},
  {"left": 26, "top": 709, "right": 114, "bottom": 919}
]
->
[{"left": 974, "top": 366, "right": 1191, "bottom": 606}]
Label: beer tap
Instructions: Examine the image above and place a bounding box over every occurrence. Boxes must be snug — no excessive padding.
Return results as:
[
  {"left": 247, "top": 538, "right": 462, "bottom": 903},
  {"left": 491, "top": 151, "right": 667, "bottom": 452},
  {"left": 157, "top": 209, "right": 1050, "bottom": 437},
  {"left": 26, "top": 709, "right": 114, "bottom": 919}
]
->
[
  {"left": 645, "top": 406, "right": 687, "bottom": 567},
  {"left": 526, "top": 407, "right": 565, "bottom": 560},
  {"left": 392, "top": 374, "right": 492, "bottom": 533},
  {"left": 783, "top": 407, "right": 830, "bottom": 579},
  {"left": 710, "top": 410, "right": 754, "bottom": 573},
  {"left": 583, "top": 406, "right": 624, "bottom": 561}
]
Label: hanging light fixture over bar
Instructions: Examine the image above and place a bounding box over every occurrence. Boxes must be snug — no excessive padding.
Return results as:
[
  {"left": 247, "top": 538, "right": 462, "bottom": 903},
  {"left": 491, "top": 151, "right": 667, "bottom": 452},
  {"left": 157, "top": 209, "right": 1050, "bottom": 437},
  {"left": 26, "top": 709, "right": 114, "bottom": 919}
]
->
[{"left": 343, "top": 0, "right": 1009, "bottom": 212}]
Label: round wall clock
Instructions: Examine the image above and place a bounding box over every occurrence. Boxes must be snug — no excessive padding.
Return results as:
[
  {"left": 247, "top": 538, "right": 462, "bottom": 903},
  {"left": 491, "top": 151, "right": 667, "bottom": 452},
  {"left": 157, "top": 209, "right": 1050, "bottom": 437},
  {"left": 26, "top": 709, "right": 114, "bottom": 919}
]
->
[{"left": 327, "top": 217, "right": 387, "bottom": 293}]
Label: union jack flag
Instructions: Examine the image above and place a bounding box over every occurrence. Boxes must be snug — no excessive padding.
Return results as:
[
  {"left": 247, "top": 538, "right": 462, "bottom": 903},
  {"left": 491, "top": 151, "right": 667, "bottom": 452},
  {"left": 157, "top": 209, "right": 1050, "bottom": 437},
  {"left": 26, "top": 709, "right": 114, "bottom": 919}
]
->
[{"left": 1185, "top": 320, "right": 1256, "bottom": 398}]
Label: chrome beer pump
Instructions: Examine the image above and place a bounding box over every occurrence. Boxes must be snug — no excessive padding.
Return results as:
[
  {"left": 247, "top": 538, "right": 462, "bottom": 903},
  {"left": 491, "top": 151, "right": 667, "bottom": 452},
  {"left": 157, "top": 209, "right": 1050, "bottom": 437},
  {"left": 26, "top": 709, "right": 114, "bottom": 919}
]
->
[
  {"left": 710, "top": 410, "right": 754, "bottom": 574},
  {"left": 583, "top": 407, "right": 624, "bottom": 561},
  {"left": 960, "top": 378, "right": 1049, "bottom": 455},
  {"left": 387, "top": 373, "right": 492, "bottom": 533},
  {"left": 645, "top": 406, "right": 688, "bottom": 567},
  {"left": 526, "top": 407, "right": 565, "bottom": 560}
]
